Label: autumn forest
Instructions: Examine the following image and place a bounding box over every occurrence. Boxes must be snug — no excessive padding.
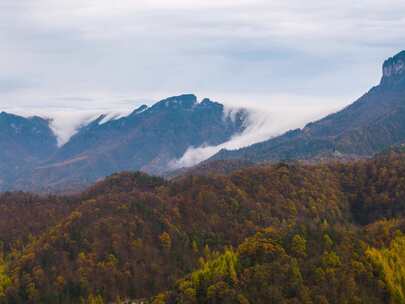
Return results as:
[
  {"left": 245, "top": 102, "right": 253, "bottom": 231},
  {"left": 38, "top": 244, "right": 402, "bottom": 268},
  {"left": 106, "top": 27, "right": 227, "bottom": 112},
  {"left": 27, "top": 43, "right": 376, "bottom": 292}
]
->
[{"left": 0, "top": 148, "right": 405, "bottom": 303}]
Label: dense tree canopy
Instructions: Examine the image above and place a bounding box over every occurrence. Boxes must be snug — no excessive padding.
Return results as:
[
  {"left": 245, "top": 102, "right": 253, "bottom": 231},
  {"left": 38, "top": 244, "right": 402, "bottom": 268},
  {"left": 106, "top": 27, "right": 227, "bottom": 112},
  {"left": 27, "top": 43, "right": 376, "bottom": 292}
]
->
[{"left": 2, "top": 151, "right": 405, "bottom": 303}]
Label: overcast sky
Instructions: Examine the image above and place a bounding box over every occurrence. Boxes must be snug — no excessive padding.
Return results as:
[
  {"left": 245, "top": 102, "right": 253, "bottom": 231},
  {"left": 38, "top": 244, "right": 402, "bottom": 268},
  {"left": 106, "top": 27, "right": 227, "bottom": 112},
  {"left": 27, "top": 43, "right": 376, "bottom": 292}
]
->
[{"left": 1, "top": 0, "right": 405, "bottom": 144}]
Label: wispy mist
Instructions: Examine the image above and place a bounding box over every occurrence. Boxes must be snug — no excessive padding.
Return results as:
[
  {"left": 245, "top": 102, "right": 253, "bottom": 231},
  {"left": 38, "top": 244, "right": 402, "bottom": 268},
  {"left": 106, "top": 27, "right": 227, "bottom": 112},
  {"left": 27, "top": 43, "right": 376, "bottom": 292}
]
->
[
  {"left": 5, "top": 106, "right": 134, "bottom": 146},
  {"left": 4, "top": 92, "right": 351, "bottom": 160},
  {"left": 170, "top": 94, "right": 348, "bottom": 169}
]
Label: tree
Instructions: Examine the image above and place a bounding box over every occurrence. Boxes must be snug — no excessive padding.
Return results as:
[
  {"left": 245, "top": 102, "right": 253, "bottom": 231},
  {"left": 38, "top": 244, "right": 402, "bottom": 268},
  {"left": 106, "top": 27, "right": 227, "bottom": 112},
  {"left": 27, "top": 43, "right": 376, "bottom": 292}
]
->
[
  {"left": 0, "top": 257, "right": 11, "bottom": 300},
  {"left": 367, "top": 234, "right": 405, "bottom": 304},
  {"left": 159, "top": 232, "right": 172, "bottom": 250},
  {"left": 291, "top": 235, "right": 307, "bottom": 258}
]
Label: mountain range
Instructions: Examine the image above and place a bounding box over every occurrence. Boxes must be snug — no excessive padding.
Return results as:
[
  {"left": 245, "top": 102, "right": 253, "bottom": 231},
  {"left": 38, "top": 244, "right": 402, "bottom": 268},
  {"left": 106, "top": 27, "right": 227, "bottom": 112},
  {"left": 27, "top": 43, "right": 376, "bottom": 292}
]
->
[
  {"left": 2, "top": 51, "right": 405, "bottom": 192},
  {"left": 0, "top": 95, "right": 247, "bottom": 192},
  {"left": 210, "top": 51, "right": 405, "bottom": 163}
]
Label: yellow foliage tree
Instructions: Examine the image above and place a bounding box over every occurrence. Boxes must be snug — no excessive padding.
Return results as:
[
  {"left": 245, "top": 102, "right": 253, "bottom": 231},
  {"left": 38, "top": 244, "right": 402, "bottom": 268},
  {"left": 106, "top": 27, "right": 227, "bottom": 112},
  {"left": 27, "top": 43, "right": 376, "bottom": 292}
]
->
[
  {"left": 0, "top": 258, "right": 11, "bottom": 299},
  {"left": 367, "top": 234, "right": 405, "bottom": 304}
]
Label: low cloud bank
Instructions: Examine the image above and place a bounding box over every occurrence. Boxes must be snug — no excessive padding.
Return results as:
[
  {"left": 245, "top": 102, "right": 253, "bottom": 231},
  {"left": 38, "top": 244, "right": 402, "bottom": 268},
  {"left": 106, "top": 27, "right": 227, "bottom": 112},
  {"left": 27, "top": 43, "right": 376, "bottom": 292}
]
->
[
  {"left": 47, "top": 109, "right": 133, "bottom": 146},
  {"left": 4, "top": 94, "right": 349, "bottom": 160},
  {"left": 1, "top": 91, "right": 149, "bottom": 146},
  {"left": 7, "top": 108, "right": 133, "bottom": 146},
  {"left": 170, "top": 98, "right": 345, "bottom": 169}
]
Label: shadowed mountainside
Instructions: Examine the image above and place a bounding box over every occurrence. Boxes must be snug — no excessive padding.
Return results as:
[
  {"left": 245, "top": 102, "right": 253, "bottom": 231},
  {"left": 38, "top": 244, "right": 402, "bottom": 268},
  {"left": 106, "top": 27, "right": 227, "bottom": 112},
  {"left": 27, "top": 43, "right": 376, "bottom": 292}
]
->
[
  {"left": 210, "top": 51, "right": 405, "bottom": 165},
  {"left": 0, "top": 95, "right": 247, "bottom": 192}
]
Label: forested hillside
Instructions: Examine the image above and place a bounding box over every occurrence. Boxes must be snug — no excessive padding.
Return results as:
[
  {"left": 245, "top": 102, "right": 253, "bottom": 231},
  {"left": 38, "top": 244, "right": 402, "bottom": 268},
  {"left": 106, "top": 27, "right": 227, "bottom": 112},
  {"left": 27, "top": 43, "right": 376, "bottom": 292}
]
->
[{"left": 2, "top": 151, "right": 405, "bottom": 303}]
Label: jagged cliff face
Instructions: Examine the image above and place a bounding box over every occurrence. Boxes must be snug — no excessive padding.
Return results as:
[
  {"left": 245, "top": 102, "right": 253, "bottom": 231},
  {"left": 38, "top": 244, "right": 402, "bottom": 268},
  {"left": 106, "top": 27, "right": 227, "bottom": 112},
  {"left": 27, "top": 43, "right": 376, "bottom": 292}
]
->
[
  {"left": 211, "top": 50, "right": 405, "bottom": 164},
  {"left": 0, "top": 94, "right": 247, "bottom": 191},
  {"left": 381, "top": 51, "right": 405, "bottom": 87}
]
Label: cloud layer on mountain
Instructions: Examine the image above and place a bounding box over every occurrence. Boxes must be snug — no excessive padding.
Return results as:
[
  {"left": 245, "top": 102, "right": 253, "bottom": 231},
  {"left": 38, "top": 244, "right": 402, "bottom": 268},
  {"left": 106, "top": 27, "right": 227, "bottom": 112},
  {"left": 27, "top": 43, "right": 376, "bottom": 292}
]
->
[
  {"left": 171, "top": 94, "right": 346, "bottom": 168},
  {"left": 1, "top": 0, "right": 404, "bottom": 153}
]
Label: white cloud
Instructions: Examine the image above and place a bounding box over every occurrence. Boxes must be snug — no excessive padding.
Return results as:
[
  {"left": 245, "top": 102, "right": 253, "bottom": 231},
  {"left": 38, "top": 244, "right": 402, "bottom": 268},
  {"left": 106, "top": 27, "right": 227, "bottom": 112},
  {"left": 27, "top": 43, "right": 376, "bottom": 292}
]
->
[
  {"left": 1, "top": 0, "right": 404, "bottom": 155},
  {"left": 170, "top": 93, "right": 349, "bottom": 168},
  {"left": 1, "top": 91, "right": 142, "bottom": 146}
]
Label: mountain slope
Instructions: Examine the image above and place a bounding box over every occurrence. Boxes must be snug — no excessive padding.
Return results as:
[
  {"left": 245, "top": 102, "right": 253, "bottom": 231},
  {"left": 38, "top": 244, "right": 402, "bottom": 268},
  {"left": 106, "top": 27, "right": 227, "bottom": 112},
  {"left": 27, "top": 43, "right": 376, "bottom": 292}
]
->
[
  {"left": 0, "top": 94, "right": 247, "bottom": 192},
  {"left": 0, "top": 112, "right": 57, "bottom": 189},
  {"left": 211, "top": 51, "right": 405, "bottom": 163}
]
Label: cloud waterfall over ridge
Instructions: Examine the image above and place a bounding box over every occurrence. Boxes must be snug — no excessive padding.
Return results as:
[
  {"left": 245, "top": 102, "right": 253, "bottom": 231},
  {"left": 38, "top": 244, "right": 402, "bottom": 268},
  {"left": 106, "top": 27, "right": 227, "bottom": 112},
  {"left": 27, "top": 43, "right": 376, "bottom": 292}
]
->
[{"left": 170, "top": 97, "right": 345, "bottom": 169}]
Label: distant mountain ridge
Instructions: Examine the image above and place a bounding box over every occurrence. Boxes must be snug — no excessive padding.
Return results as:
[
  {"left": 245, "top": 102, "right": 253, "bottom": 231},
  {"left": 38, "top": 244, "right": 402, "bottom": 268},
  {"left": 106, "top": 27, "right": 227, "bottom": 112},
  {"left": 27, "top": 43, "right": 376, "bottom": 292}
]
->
[
  {"left": 210, "top": 50, "right": 405, "bottom": 164},
  {"left": 3, "top": 51, "right": 405, "bottom": 191},
  {"left": 0, "top": 94, "right": 247, "bottom": 191}
]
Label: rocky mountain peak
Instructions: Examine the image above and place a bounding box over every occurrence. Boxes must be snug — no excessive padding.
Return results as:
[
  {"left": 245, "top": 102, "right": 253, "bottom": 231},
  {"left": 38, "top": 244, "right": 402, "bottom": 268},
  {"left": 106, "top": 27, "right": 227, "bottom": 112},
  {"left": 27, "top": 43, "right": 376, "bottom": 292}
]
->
[
  {"left": 381, "top": 50, "right": 405, "bottom": 86},
  {"left": 199, "top": 98, "right": 222, "bottom": 108},
  {"left": 0, "top": 111, "right": 20, "bottom": 120},
  {"left": 130, "top": 104, "right": 149, "bottom": 115},
  {"left": 151, "top": 94, "right": 197, "bottom": 110},
  {"left": 0, "top": 112, "right": 51, "bottom": 130}
]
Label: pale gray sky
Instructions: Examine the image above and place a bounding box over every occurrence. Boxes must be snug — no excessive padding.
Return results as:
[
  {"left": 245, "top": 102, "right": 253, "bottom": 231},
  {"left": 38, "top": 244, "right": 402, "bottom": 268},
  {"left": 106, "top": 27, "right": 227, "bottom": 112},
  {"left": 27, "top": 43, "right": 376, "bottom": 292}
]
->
[{"left": 1, "top": 0, "right": 405, "bottom": 146}]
